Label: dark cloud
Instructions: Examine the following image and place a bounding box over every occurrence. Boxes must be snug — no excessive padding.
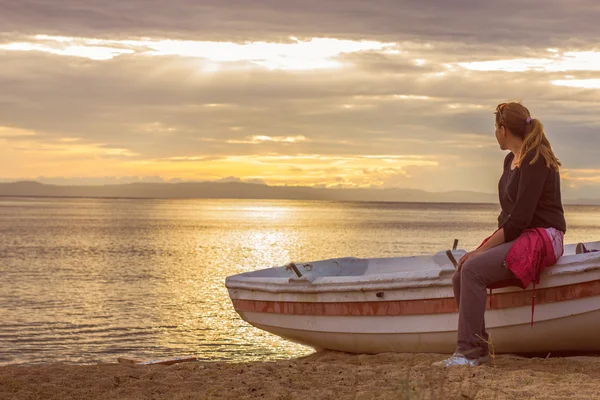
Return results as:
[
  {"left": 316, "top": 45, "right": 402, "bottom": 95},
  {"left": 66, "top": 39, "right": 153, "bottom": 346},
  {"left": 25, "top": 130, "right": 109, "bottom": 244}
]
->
[{"left": 1, "top": 0, "right": 599, "bottom": 46}]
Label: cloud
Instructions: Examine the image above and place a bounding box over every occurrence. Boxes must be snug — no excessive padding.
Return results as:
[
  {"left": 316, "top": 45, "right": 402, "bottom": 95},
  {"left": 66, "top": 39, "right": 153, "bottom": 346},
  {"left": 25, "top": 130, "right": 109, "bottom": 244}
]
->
[
  {"left": 0, "top": 35, "right": 396, "bottom": 71},
  {"left": 226, "top": 135, "right": 310, "bottom": 144},
  {"left": 32, "top": 176, "right": 168, "bottom": 186},
  {"left": 0, "top": 126, "right": 37, "bottom": 138},
  {"left": 552, "top": 79, "right": 600, "bottom": 89}
]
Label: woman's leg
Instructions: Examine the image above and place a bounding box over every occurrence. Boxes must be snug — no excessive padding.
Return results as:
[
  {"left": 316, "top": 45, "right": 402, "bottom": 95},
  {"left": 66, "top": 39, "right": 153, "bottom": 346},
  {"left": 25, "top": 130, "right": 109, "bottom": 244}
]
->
[
  {"left": 457, "top": 241, "right": 519, "bottom": 359},
  {"left": 453, "top": 269, "right": 491, "bottom": 357},
  {"left": 452, "top": 270, "right": 461, "bottom": 307}
]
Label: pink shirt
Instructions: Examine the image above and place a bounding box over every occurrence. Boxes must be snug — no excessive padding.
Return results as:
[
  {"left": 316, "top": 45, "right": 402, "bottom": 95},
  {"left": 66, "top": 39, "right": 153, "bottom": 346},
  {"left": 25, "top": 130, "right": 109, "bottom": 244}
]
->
[{"left": 505, "top": 227, "right": 564, "bottom": 288}]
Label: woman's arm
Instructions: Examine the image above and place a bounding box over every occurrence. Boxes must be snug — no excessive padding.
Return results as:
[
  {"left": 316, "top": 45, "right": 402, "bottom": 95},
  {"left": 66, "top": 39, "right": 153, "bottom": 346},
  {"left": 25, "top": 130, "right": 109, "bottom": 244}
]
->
[
  {"left": 457, "top": 228, "right": 506, "bottom": 270},
  {"left": 478, "top": 228, "right": 506, "bottom": 252}
]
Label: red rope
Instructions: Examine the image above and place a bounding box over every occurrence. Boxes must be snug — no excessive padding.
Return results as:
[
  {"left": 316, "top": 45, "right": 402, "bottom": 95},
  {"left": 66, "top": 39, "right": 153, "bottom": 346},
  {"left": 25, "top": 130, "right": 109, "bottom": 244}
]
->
[{"left": 531, "top": 283, "right": 536, "bottom": 327}]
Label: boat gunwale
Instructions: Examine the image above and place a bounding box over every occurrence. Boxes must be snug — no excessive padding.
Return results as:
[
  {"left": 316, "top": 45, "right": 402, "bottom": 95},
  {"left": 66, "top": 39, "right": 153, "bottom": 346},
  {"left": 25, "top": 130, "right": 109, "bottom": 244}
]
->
[{"left": 225, "top": 253, "right": 600, "bottom": 293}]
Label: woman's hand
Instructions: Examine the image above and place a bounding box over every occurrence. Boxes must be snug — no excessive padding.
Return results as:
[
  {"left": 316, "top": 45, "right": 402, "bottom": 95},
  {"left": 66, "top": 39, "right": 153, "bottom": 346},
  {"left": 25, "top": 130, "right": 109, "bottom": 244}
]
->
[{"left": 457, "top": 249, "right": 483, "bottom": 271}]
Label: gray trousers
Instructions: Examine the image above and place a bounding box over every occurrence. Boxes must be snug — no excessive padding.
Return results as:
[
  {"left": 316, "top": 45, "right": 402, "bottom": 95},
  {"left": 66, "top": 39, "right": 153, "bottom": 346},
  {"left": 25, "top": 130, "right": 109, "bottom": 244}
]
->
[{"left": 452, "top": 241, "right": 522, "bottom": 359}]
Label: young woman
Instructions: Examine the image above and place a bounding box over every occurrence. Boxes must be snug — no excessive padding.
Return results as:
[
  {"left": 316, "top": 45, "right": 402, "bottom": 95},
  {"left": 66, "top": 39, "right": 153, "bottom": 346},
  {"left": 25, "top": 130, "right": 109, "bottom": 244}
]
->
[{"left": 434, "top": 102, "right": 567, "bottom": 367}]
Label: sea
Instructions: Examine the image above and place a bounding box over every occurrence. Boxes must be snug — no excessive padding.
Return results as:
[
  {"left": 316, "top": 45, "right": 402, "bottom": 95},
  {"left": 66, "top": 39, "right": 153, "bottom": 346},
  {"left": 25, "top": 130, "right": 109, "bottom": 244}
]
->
[{"left": 1, "top": 197, "right": 600, "bottom": 366}]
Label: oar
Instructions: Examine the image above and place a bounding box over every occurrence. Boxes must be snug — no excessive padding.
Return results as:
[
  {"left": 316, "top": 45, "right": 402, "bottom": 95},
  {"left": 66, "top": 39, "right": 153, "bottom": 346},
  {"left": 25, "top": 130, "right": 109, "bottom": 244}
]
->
[
  {"left": 446, "top": 250, "right": 458, "bottom": 268},
  {"left": 287, "top": 262, "right": 302, "bottom": 277},
  {"left": 446, "top": 238, "right": 459, "bottom": 268}
]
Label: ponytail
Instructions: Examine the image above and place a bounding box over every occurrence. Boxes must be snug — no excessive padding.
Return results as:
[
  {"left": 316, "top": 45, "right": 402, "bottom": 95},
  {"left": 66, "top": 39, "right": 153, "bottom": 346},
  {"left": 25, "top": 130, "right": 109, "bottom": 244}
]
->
[{"left": 515, "top": 118, "right": 561, "bottom": 170}]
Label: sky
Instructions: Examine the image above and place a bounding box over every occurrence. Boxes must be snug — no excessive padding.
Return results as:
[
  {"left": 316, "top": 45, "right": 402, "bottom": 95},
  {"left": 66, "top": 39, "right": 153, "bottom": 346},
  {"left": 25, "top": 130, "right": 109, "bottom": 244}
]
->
[{"left": 1, "top": 0, "right": 600, "bottom": 198}]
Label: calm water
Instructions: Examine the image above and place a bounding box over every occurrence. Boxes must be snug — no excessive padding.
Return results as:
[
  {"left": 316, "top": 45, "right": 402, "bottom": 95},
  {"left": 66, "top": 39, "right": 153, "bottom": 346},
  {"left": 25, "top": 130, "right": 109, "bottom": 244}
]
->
[{"left": 1, "top": 197, "right": 600, "bottom": 366}]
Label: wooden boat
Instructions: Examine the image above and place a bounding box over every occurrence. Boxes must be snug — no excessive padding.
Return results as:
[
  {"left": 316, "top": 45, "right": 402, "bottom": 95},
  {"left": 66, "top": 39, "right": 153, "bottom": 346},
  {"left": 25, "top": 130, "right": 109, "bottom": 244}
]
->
[{"left": 225, "top": 241, "right": 600, "bottom": 354}]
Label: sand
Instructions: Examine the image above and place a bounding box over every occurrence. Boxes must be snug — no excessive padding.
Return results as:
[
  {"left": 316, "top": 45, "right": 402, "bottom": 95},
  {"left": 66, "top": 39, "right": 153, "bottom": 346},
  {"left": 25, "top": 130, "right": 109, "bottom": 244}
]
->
[{"left": 2, "top": 352, "right": 600, "bottom": 400}]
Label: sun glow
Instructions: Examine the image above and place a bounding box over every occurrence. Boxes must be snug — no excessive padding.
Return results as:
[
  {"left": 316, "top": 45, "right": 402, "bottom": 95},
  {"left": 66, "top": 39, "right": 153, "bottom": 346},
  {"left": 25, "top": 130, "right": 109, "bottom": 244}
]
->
[
  {"left": 551, "top": 79, "right": 600, "bottom": 89},
  {"left": 227, "top": 135, "right": 310, "bottom": 144},
  {"left": 0, "top": 41, "right": 135, "bottom": 61},
  {"left": 456, "top": 50, "right": 600, "bottom": 88},
  {"left": 0, "top": 35, "right": 396, "bottom": 71},
  {"left": 458, "top": 51, "right": 600, "bottom": 73},
  {"left": 140, "top": 154, "right": 439, "bottom": 188}
]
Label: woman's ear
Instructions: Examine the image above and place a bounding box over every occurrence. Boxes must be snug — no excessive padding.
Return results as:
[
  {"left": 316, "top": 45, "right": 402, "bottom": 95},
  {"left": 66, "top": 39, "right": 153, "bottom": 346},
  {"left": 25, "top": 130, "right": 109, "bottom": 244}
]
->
[{"left": 499, "top": 125, "right": 507, "bottom": 137}]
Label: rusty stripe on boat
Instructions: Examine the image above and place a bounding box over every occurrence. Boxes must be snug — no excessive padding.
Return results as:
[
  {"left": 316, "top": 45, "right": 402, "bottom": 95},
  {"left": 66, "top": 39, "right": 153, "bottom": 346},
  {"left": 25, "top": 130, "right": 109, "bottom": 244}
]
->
[{"left": 231, "top": 280, "right": 600, "bottom": 316}]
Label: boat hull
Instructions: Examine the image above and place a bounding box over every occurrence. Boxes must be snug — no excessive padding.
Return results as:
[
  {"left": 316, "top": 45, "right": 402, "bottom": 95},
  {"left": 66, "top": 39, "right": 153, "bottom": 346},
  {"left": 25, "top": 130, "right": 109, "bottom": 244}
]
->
[
  {"left": 237, "top": 298, "right": 600, "bottom": 354},
  {"left": 226, "top": 243, "right": 600, "bottom": 354}
]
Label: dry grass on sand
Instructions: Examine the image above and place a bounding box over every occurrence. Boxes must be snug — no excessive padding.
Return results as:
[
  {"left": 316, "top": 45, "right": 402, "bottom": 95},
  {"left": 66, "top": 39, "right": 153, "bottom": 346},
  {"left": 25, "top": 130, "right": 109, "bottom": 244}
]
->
[{"left": 2, "top": 352, "right": 600, "bottom": 399}]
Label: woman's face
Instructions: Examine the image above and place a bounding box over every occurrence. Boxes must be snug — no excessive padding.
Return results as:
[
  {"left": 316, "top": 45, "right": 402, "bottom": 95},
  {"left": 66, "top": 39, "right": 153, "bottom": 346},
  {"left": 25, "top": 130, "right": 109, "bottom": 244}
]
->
[{"left": 495, "top": 122, "right": 507, "bottom": 150}]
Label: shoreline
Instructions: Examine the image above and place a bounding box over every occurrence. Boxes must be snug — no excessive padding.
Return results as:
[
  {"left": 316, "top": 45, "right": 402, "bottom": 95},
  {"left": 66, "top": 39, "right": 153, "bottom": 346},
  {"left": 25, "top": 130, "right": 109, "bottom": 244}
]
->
[{"left": 2, "top": 352, "right": 600, "bottom": 399}]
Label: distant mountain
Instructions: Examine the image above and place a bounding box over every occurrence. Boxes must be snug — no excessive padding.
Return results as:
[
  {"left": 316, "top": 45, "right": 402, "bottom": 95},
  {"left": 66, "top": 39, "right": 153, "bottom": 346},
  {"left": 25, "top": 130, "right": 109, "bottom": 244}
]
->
[
  {"left": 0, "top": 181, "right": 596, "bottom": 205},
  {"left": 0, "top": 181, "right": 499, "bottom": 203}
]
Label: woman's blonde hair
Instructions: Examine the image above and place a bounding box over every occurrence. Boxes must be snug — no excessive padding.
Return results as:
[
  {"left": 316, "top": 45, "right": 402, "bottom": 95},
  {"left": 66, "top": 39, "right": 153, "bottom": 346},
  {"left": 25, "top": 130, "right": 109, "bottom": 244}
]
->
[{"left": 495, "top": 102, "right": 561, "bottom": 170}]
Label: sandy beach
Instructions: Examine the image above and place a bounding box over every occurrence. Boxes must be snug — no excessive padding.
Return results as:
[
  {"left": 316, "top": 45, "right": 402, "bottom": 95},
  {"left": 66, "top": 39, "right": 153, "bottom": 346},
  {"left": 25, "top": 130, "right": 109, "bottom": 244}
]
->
[{"left": 2, "top": 352, "right": 600, "bottom": 400}]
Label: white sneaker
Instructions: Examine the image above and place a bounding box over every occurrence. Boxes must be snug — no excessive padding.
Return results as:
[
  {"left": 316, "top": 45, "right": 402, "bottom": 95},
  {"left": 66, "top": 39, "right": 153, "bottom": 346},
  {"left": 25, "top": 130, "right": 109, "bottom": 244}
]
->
[{"left": 432, "top": 353, "right": 480, "bottom": 367}]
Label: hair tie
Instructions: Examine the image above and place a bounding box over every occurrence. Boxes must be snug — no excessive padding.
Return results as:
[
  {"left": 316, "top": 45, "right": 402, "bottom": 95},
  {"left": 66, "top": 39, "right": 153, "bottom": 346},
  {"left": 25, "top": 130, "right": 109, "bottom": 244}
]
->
[{"left": 526, "top": 117, "right": 532, "bottom": 124}]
